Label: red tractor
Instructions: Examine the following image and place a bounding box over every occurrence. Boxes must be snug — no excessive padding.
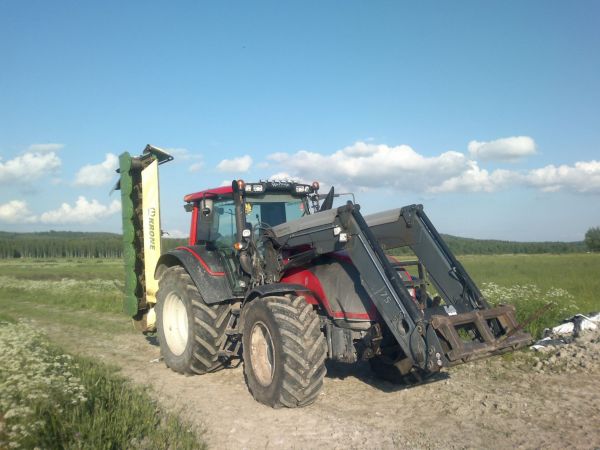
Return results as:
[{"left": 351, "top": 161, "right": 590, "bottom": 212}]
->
[{"left": 118, "top": 146, "right": 531, "bottom": 408}]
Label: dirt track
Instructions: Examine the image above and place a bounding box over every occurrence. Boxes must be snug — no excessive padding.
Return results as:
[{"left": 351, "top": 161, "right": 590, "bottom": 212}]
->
[{"left": 38, "top": 310, "right": 600, "bottom": 450}]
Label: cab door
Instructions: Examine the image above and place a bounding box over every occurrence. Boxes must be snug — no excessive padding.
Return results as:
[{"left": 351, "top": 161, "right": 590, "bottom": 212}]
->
[{"left": 196, "top": 198, "right": 245, "bottom": 296}]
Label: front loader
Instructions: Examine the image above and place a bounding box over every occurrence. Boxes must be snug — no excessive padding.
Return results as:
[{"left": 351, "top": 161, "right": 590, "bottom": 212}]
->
[{"left": 117, "top": 146, "right": 532, "bottom": 408}]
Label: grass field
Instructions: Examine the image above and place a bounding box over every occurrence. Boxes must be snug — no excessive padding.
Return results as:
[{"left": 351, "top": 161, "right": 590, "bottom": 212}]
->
[
  {"left": 461, "top": 253, "right": 600, "bottom": 337},
  {"left": 1, "top": 253, "right": 598, "bottom": 336},
  {"left": 0, "top": 254, "right": 598, "bottom": 447}
]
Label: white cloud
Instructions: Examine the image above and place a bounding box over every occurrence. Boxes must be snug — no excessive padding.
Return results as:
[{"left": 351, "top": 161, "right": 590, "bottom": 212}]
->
[
  {"left": 0, "top": 200, "right": 38, "bottom": 224},
  {"left": 267, "top": 139, "right": 600, "bottom": 196},
  {"left": 217, "top": 155, "right": 253, "bottom": 173},
  {"left": 268, "top": 172, "right": 303, "bottom": 182},
  {"left": 429, "top": 161, "right": 517, "bottom": 193},
  {"left": 1, "top": 195, "right": 123, "bottom": 225},
  {"left": 74, "top": 153, "right": 119, "bottom": 187},
  {"left": 268, "top": 141, "right": 468, "bottom": 192},
  {"left": 165, "top": 147, "right": 204, "bottom": 171},
  {"left": 270, "top": 140, "right": 600, "bottom": 196},
  {"left": 524, "top": 160, "right": 600, "bottom": 193},
  {"left": 39, "top": 196, "right": 121, "bottom": 224},
  {"left": 189, "top": 161, "right": 204, "bottom": 173},
  {"left": 468, "top": 136, "right": 536, "bottom": 162},
  {"left": 165, "top": 148, "right": 192, "bottom": 159},
  {"left": 26, "top": 143, "right": 64, "bottom": 153},
  {"left": 0, "top": 150, "right": 61, "bottom": 184}
]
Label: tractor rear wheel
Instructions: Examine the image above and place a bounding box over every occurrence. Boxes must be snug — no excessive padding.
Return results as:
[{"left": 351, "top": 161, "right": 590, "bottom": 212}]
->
[
  {"left": 156, "top": 265, "right": 230, "bottom": 374},
  {"left": 242, "top": 295, "right": 327, "bottom": 408}
]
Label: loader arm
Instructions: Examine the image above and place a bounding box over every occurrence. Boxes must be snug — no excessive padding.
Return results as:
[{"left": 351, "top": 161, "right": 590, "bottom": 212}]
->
[
  {"left": 270, "top": 204, "right": 431, "bottom": 369},
  {"left": 365, "top": 204, "right": 488, "bottom": 314},
  {"left": 270, "top": 203, "right": 532, "bottom": 373}
]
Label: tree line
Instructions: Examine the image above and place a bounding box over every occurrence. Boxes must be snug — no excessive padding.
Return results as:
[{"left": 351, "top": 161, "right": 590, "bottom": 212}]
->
[
  {"left": 0, "top": 230, "right": 588, "bottom": 258},
  {"left": 440, "top": 234, "right": 586, "bottom": 255},
  {"left": 0, "top": 231, "right": 186, "bottom": 259},
  {"left": 0, "top": 231, "right": 588, "bottom": 259}
]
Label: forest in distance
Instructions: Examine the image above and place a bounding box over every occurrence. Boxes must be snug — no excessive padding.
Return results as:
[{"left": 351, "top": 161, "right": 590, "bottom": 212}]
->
[
  {"left": 0, "top": 230, "right": 587, "bottom": 259},
  {"left": 0, "top": 231, "right": 187, "bottom": 259}
]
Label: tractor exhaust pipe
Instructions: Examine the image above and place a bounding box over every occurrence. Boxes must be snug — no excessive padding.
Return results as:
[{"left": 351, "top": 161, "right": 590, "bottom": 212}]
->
[{"left": 232, "top": 180, "right": 253, "bottom": 275}]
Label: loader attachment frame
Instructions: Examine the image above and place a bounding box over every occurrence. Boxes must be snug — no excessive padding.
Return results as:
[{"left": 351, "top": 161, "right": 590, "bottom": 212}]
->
[{"left": 430, "top": 304, "right": 528, "bottom": 364}]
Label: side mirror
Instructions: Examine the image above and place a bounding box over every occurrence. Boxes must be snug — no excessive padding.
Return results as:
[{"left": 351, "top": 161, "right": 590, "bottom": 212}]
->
[{"left": 201, "top": 199, "right": 214, "bottom": 216}]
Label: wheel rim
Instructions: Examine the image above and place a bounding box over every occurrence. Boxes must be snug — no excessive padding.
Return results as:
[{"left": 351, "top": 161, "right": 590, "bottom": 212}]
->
[
  {"left": 163, "top": 292, "right": 189, "bottom": 356},
  {"left": 250, "top": 321, "right": 275, "bottom": 386}
]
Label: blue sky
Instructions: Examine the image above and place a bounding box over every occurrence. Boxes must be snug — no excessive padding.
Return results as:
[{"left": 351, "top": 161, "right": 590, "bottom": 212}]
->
[{"left": 1, "top": 1, "right": 599, "bottom": 241}]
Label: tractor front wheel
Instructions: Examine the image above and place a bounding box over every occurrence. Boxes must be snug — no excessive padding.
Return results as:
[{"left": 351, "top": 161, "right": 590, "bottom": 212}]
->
[
  {"left": 156, "top": 265, "right": 230, "bottom": 374},
  {"left": 242, "top": 295, "right": 327, "bottom": 408}
]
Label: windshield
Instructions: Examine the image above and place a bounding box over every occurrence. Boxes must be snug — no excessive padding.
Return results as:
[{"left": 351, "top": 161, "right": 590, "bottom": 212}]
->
[
  {"left": 244, "top": 194, "right": 307, "bottom": 229},
  {"left": 199, "top": 194, "right": 308, "bottom": 248}
]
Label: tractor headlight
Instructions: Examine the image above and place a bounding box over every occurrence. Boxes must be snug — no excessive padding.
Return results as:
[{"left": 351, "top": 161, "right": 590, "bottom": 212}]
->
[{"left": 245, "top": 183, "right": 264, "bottom": 192}]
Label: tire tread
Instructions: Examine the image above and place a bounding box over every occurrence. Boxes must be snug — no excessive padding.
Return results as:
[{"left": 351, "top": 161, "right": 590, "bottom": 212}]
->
[
  {"left": 259, "top": 295, "right": 327, "bottom": 407},
  {"left": 157, "top": 265, "right": 231, "bottom": 375}
]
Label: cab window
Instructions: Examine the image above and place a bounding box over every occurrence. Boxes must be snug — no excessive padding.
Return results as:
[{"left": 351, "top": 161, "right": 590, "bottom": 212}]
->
[
  {"left": 196, "top": 195, "right": 307, "bottom": 247},
  {"left": 245, "top": 195, "right": 306, "bottom": 228},
  {"left": 196, "top": 199, "right": 237, "bottom": 248}
]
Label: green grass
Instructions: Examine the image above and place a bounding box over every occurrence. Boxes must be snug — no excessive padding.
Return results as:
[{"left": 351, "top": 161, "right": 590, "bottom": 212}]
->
[
  {"left": 1, "top": 254, "right": 599, "bottom": 338},
  {"left": 0, "top": 300, "right": 131, "bottom": 334},
  {"left": 0, "top": 258, "right": 122, "bottom": 281},
  {"left": 460, "top": 253, "right": 600, "bottom": 299},
  {"left": 0, "top": 281, "right": 123, "bottom": 315},
  {"left": 0, "top": 258, "right": 124, "bottom": 315},
  {"left": 0, "top": 320, "right": 205, "bottom": 449},
  {"left": 57, "top": 357, "right": 204, "bottom": 449},
  {"left": 459, "top": 253, "right": 600, "bottom": 337}
]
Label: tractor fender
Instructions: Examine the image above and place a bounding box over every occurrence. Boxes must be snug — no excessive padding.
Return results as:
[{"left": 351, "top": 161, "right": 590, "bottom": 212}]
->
[
  {"left": 244, "top": 283, "right": 312, "bottom": 303},
  {"left": 281, "top": 256, "right": 379, "bottom": 322},
  {"left": 155, "top": 246, "right": 235, "bottom": 304}
]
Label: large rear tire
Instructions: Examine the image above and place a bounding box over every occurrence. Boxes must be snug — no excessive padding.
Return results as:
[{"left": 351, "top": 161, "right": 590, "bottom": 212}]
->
[
  {"left": 156, "top": 265, "right": 231, "bottom": 374},
  {"left": 242, "top": 295, "right": 327, "bottom": 408}
]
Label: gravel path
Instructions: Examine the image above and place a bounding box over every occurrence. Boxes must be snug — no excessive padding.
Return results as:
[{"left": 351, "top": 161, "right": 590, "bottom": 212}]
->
[{"left": 37, "top": 309, "right": 600, "bottom": 450}]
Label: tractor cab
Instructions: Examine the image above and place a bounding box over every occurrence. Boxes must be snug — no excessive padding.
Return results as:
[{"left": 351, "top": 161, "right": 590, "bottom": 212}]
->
[
  {"left": 182, "top": 180, "right": 320, "bottom": 295},
  {"left": 184, "top": 180, "right": 319, "bottom": 248}
]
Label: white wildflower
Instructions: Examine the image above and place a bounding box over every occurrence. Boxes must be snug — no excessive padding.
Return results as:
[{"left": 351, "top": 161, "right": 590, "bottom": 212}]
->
[{"left": 0, "top": 321, "right": 87, "bottom": 448}]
